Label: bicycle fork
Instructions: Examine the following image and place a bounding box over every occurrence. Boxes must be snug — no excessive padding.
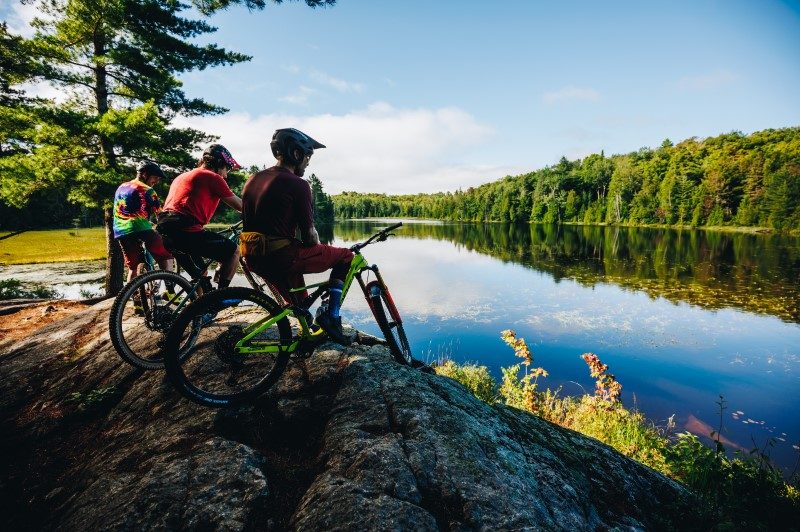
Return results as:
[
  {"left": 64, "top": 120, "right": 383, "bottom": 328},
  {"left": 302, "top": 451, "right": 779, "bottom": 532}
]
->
[{"left": 357, "top": 265, "right": 403, "bottom": 325}]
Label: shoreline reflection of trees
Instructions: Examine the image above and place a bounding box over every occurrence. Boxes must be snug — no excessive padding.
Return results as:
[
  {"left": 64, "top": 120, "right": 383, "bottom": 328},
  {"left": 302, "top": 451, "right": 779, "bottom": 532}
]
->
[{"left": 336, "top": 222, "right": 800, "bottom": 324}]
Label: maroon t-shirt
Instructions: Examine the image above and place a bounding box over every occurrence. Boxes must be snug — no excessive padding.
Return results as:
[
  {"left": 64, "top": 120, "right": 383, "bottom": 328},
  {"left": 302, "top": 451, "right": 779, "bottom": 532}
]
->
[
  {"left": 163, "top": 168, "right": 234, "bottom": 232},
  {"left": 242, "top": 166, "right": 313, "bottom": 239}
]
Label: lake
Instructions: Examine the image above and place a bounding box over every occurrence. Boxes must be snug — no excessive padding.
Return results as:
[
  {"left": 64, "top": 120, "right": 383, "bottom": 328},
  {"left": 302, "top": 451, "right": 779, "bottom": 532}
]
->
[{"left": 2, "top": 220, "right": 799, "bottom": 472}]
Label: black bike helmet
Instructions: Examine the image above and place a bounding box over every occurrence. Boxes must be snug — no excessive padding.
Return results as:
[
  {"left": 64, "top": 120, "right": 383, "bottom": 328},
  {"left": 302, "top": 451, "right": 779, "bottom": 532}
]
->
[
  {"left": 270, "top": 128, "right": 325, "bottom": 166},
  {"left": 136, "top": 160, "right": 166, "bottom": 179}
]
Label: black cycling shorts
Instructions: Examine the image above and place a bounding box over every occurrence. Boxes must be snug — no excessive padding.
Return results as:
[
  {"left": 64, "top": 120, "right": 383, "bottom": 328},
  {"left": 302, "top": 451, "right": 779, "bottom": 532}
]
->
[{"left": 160, "top": 229, "right": 236, "bottom": 279}]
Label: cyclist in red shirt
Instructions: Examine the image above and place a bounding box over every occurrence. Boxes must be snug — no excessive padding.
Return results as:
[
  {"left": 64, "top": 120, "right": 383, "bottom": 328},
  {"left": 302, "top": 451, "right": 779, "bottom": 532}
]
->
[
  {"left": 241, "top": 128, "right": 353, "bottom": 344},
  {"left": 157, "top": 144, "right": 243, "bottom": 291}
]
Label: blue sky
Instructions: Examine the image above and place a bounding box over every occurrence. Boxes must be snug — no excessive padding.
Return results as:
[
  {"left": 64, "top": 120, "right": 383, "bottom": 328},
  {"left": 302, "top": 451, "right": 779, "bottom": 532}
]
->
[{"left": 4, "top": 0, "right": 800, "bottom": 193}]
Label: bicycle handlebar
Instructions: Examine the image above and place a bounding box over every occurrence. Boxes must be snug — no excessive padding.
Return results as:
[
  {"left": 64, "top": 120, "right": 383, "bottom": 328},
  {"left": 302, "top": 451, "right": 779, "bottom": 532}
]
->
[
  {"left": 350, "top": 222, "right": 404, "bottom": 252},
  {"left": 383, "top": 222, "right": 403, "bottom": 233},
  {"left": 215, "top": 220, "right": 243, "bottom": 235}
]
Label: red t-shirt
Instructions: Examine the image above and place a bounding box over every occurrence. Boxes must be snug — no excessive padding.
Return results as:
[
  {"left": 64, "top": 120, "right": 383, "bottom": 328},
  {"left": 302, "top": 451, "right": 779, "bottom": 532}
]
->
[
  {"left": 242, "top": 166, "right": 313, "bottom": 239},
  {"left": 163, "top": 168, "right": 234, "bottom": 232}
]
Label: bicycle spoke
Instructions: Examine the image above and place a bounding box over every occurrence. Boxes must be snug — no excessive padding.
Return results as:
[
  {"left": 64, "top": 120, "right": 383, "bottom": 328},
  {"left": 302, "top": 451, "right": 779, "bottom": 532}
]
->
[{"left": 110, "top": 271, "right": 201, "bottom": 370}]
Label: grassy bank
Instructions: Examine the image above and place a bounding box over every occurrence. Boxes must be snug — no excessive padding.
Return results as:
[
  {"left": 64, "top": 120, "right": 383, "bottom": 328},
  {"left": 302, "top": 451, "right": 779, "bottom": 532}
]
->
[
  {"left": 0, "top": 228, "right": 106, "bottom": 265},
  {"left": 435, "top": 330, "right": 800, "bottom": 529}
]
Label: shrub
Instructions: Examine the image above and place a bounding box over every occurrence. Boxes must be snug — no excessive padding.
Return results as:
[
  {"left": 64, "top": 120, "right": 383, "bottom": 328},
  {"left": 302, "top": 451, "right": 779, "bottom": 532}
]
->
[
  {"left": 0, "top": 278, "right": 61, "bottom": 300},
  {"left": 434, "top": 360, "right": 497, "bottom": 403},
  {"left": 665, "top": 432, "right": 800, "bottom": 529}
]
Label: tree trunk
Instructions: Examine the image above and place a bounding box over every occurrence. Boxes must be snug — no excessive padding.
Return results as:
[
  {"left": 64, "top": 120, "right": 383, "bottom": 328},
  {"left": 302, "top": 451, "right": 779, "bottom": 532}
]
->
[
  {"left": 104, "top": 207, "right": 124, "bottom": 297},
  {"left": 94, "top": 32, "right": 122, "bottom": 296}
]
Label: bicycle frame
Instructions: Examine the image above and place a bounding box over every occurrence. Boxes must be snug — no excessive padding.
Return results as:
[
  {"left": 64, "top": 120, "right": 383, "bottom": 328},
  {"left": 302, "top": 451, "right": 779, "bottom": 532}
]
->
[{"left": 234, "top": 246, "right": 402, "bottom": 355}]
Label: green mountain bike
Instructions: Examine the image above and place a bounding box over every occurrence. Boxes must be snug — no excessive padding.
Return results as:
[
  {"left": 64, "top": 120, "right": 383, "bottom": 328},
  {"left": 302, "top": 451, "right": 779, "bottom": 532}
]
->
[{"left": 162, "top": 222, "right": 412, "bottom": 407}]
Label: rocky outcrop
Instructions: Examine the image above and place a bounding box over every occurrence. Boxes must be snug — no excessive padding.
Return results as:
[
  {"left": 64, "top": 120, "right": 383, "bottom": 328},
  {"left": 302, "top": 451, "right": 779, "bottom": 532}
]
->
[{"left": 0, "top": 299, "right": 703, "bottom": 530}]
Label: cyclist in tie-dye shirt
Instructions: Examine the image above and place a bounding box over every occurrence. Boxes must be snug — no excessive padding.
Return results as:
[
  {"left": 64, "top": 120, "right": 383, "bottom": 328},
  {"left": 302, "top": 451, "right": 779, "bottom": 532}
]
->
[{"left": 113, "top": 161, "right": 175, "bottom": 283}]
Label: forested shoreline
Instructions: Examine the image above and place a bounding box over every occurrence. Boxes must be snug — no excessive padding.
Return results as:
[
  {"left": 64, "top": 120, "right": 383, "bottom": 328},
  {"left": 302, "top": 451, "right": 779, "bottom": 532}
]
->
[{"left": 333, "top": 128, "right": 800, "bottom": 232}]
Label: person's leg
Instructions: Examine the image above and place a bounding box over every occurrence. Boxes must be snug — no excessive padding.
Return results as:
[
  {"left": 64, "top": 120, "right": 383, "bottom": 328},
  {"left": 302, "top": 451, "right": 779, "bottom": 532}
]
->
[
  {"left": 142, "top": 231, "right": 175, "bottom": 272},
  {"left": 178, "top": 230, "right": 237, "bottom": 290},
  {"left": 161, "top": 231, "right": 195, "bottom": 276},
  {"left": 290, "top": 244, "right": 354, "bottom": 342},
  {"left": 142, "top": 230, "right": 177, "bottom": 292},
  {"left": 291, "top": 245, "right": 353, "bottom": 310},
  {"left": 217, "top": 245, "right": 239, "bottom": 289},
  {"left": 327, "top": 259, "right": 353, "bottom": 319},
  {"left": 118, "top": 235, "right": 144, "bottom": 283}
]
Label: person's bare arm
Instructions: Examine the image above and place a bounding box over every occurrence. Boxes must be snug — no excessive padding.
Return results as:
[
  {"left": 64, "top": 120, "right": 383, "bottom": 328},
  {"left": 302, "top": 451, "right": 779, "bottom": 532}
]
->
[
  {"left": 302, "top": 225, "right": 321, "bottom": 246},
  {"left": 221, "top": 195, "right": 242, "bottom": 212}
]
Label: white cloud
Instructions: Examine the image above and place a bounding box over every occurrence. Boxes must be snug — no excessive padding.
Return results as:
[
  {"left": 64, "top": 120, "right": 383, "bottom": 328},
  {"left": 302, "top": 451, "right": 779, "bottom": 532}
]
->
[
  {"left": 3, "top": 1, "right": 39, "bottom": 37},
  {"left": 173, "top": 103, "right": 518, "bottom": 194},
  {"left": 279, "top": 85, "right": 316, "bottom": 105},
  {"left": 15, "top": 80, "right": 68, "bottom": 103},
  {"left": 676, "top": 69, "right": 738, "bottom": 91},
  {"left": 309, "top": 70, "right": 365, "bottom": 93},
  {"left": 542, "top": 86, "right": 600, "bottom": 105}
]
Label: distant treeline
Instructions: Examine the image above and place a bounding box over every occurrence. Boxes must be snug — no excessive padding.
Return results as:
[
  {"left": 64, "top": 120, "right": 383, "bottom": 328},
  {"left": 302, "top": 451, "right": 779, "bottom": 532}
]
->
[
  {"left": 333, "top": 128, "right": 800, "bottom": 231},
  {"left": 0, "top": 169, "right": 335, "bottom": 231}
]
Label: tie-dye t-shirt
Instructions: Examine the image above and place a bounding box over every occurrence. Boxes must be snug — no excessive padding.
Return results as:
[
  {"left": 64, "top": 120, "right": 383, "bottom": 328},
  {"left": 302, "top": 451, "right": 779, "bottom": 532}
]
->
[{"left": 112, "top": 179, "right": 162, "bottom": 238}]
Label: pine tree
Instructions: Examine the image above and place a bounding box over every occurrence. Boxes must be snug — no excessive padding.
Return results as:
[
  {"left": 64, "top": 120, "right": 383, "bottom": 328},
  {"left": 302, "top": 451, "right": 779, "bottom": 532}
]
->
[
  {"left": 308, "top": 173, "right": 334, "bottom": 225},
  {"left": 2, "top": 0, "right": 334, "bottom": 295}
]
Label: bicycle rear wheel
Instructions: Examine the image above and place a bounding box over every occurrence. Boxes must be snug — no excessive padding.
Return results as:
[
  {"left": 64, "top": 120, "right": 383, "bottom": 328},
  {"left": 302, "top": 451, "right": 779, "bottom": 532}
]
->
[
  {"left": 367, "top": 281, "right": 412, "bottom": 365},
  {"left": 109, "top": 270, "right": 200, "bottom": 370},
  {"left": 162, "top": 287, "right": 292, "bottom": 407}
]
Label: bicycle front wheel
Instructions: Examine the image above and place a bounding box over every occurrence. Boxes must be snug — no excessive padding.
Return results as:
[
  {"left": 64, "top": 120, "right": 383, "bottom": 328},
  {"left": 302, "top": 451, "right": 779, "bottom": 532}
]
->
[
  {"left": 367, "top": 281, "right": 412, "bottom": 365},
  {"left": 162, "top": 287, "right": 292, "bottom": 407},
  {"left": 109, "top": 270, "right": 200, "bottom": 370}
]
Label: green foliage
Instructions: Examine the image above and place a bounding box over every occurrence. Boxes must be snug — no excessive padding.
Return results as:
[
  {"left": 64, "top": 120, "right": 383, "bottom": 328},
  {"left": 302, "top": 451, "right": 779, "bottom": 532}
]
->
[
  {"left": 193, "top": 0, "right": 335, "bottom": 16},
  {"left": 0, "top": 278, "right": 61, "bottom": 300},
  {"left": 64, "top": 386, "right": 120, "bottom": 412},
  {"left": 437, "top": 332, "right": 800, "bottom": 528},
  {"left": 308, "top": 173, "right": 335, "bottom": 226},
  {"left": 332, "top": 128, "right": 800, "bottom": 232},
  {"left": 665, "top": 433, "right": 800, "bottom": 529},
  {"left": 433, "top": 360, "right": 497, "bottom": 403},
  {"left": 1, "top": 0, "right": 336, "bottom": 289},
  {"left": 561, "top": 397, "right": 669, "bottom": 472}
]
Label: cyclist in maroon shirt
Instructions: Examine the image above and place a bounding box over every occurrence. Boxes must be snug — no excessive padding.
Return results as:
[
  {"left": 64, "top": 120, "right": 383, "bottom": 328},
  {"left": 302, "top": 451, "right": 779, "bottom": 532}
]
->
[{"left": 241, "top": 128, "right": 353, "bottom": 344}]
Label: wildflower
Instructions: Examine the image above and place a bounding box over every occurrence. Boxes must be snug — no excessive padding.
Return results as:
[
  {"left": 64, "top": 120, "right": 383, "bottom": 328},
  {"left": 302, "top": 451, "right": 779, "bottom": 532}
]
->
[
  {"left": 499, "top": 330, "right": 548, "bottom": 414},
  {"left": 500, "top": 329, "right": 533, "bottom": 365},
  {"left": 581, "top": 352, "right": 622, "bottom": 404},
  {"left": 529, "top": 367, "right": 548, "bottom": 378}
]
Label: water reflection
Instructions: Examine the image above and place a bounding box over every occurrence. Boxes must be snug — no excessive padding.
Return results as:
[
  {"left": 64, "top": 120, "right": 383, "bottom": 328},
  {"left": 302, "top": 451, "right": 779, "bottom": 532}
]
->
[
  {"left": 337, "top": 222, "right": 800, "bottom": 324},
  {"left": 333, "top": 220, "right": 800, "bottom": 473}
]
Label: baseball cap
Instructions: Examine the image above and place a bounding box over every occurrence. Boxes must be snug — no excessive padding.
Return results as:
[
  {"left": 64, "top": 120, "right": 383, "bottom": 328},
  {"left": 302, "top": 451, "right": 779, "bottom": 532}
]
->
[
  {"left": 204, "top": 144, "right": 242, "bottom": 170},
  {"left": 137, "top": 160, "right": 166, "bottom": 179}
]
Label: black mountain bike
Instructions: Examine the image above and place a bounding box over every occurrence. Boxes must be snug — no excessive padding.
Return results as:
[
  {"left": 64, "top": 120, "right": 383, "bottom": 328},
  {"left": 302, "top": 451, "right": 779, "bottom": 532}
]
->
[
  {"left": 162, "top": 222, "right": 412, "bottom": 407},
  {"left": 108, "top": 221, "right": 283, "bottom": 370}
]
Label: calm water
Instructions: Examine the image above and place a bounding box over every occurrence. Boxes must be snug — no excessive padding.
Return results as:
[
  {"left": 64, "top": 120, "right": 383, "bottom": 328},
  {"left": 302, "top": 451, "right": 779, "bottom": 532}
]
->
[
  {"left": 331, "top": 221, "right": 800, "bottom": 473},
  {"left": 3, "top": 221, "right": 799, "bottom": 471}
]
